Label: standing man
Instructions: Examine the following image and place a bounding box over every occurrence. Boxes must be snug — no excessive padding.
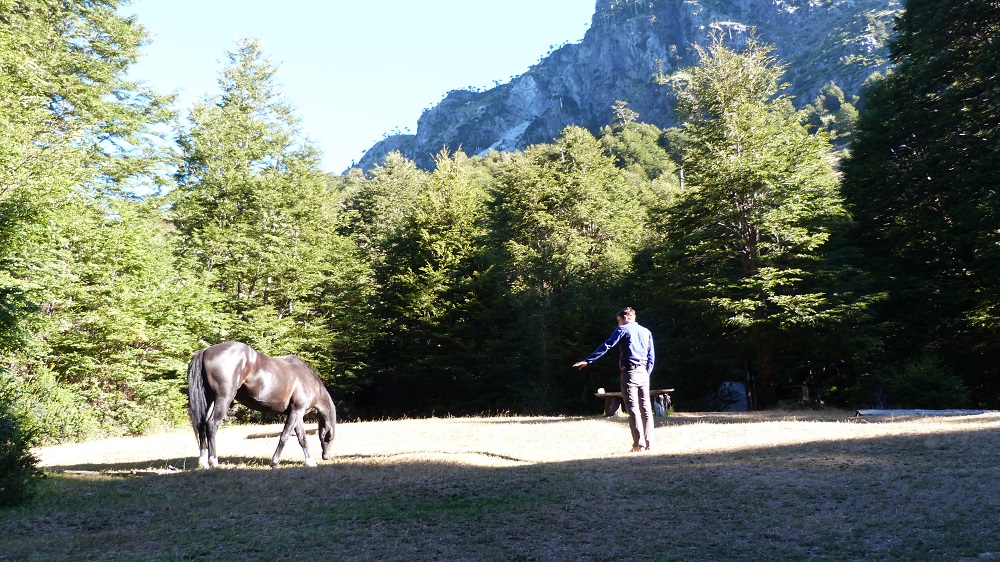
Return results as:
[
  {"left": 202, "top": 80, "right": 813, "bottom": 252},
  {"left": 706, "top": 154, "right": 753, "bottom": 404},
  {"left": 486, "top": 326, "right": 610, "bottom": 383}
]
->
[{"left": 573, "top": 307, "right": 655, "bottom": 452}]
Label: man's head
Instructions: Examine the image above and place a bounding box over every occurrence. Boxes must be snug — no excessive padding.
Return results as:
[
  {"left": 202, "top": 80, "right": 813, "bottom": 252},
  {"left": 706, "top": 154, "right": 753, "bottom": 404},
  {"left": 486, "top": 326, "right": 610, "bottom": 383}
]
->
[{"left": 617, "top": 306, "right": 636, "bottom": 325}]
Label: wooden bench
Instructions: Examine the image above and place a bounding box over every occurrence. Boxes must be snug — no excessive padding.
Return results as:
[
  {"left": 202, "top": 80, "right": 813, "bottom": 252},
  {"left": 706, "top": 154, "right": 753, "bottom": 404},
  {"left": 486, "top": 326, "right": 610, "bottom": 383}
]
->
[{"left": 595, "top": 388, "right": 674, "bottom": 417}]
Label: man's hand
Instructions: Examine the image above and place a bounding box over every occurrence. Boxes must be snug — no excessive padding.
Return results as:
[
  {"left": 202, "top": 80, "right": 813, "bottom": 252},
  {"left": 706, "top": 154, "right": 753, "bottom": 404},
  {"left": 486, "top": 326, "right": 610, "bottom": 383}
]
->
[{"left": 572, "top": 360, "right": 588, "bottom": 370}]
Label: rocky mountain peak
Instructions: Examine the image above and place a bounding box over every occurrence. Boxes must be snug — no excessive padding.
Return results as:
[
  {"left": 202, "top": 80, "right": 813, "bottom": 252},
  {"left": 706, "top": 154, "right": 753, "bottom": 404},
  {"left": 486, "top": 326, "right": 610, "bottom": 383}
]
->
[{"left": 354, "top": 0, "right": 900, "bottom": 172}]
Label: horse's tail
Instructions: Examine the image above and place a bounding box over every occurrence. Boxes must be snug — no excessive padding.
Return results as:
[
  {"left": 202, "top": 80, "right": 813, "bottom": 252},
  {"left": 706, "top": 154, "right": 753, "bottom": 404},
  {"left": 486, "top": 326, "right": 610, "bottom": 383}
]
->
[{"left": 187, "top": 348, "right": 208, "bottom": 436}]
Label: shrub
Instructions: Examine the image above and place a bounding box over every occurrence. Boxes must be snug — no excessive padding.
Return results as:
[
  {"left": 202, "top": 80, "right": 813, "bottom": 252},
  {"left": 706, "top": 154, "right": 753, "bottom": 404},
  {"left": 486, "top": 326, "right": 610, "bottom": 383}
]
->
[
  {"left": 0, "top": 388, "right": 41, "bottom": 508},
  {"left": 10, "top": 367, "right": 103, "bottom": 444},
  {"left": 863, "top": 355, "right": 972, "bottom": 409}
]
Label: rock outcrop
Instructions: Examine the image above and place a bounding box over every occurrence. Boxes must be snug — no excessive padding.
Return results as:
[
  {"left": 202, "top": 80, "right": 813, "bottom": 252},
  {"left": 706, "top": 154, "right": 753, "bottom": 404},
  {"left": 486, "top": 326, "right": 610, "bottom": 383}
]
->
[{"left": 355, "top": 0, "right": 900, "bottom": 172}]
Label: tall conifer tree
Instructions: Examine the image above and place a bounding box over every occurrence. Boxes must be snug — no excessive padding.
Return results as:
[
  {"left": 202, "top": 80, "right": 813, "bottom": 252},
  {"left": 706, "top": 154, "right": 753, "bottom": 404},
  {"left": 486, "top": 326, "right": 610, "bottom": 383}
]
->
[
  {"left": 373, "top": 151, "right": 490, "bottom": 414},
  {"left": 1, "top": 0, "right": 191, "bottom": 439},
  {"left": 841, "top": 0, "right": 1000, "bottom": 405},
  {"left": 488, "top": 126, "right": 653, "bottom": 411},
  {"left": 2, "top": 0, "right": 169, "bottom": 351},
  {"left": 172, "top": 38, "right": 352, "bottom": 367},
  {"left": 656, "top": 36, "right": 858, "bottom": 407}
]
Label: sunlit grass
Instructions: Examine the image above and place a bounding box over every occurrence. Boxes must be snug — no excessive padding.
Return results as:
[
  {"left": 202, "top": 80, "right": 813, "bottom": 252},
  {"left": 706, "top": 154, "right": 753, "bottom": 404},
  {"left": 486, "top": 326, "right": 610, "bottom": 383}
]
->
[{"left": 4, "top": 411, "right": 1000, "bottom": 561}]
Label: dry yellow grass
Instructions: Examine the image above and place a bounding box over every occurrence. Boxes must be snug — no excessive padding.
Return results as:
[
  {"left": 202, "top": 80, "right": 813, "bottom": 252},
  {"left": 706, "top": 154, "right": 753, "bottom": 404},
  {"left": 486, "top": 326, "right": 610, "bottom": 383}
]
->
[
  {"left": 5, "top": 411, "right": 1000, "bottom": 561},
  {"left": 31, "top": 410, "right": 1000, "bottom": 469}
]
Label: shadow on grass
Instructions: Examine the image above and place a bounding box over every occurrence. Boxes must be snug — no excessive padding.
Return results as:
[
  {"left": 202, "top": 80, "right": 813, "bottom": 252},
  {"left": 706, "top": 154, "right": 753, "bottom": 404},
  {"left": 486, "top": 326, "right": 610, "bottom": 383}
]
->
[
  {"left": 430, "top": 416, "right": 592, "bottom": 424},
  {"left": 41, "top": 455, "right": 287, "bottom": 474},
  {"left": 659, "top": 409, "right": 859, "bottom": 425},
  {"left": 6, "top": 417, "right": 1000, "bottom": 562}
]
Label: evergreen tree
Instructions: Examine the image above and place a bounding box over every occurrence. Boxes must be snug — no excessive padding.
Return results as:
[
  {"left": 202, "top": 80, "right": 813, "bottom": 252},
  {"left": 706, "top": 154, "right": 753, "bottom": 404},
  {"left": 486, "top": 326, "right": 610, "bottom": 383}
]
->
[
  {"left": 1, "top": 0, "right": 180, "bottom": 440},
  {"left": 342, "top": 152, "right": 429, "bottom": 273},
  {"left": 0, "top": 0, "right": 172, "bottom": 198},
  {"left": 339, "top": 152, "right": 428, "bottom": 416},
  {"left": 487, "top": 126, "right": 653, "bottom": 412},
  {"left": 803, "top": 81, "right": 859, "bottom": 142},
  {"left": 172, "top": 38, "right": 353, "bottom": 373},
  {"left": 656, "top": 36, "right": 861, "bottom": 407},
  {"left": 370, "top": 151, "right": 491, "bottom": 415},
  {"left": 599, "top": 117, "right": 681, "bottom": 200},
  {"left": 840, "top": 0, "right": 1000, "bottom": 406},
  {"left": 0, "top": 377, "right": 40, "bottom": 507},
  {"left": 13, "top": 194, "right": 224, "bottom": 439},
  {"left": 1, "top": 0, "right": 170, "bottom": 358}
]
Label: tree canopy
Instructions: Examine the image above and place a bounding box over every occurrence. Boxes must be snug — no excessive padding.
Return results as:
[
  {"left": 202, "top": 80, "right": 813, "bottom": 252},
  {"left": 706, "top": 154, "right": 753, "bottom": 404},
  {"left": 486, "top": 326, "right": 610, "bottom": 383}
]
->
[
  {"left": 648, "top": 36, "right": 864, "bottom": 407},
  {"left": 840, "top": 0, "right": 999, "bottom": 406}
]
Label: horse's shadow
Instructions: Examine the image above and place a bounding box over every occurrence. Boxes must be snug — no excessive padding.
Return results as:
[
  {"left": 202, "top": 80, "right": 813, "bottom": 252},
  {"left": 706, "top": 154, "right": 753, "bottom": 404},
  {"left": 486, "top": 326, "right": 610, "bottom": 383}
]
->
[
  {"left": 43, "top": 455, "right": 321, "bottom": 475},
  {"left": 245, "top": 428, "right": 317, "bottom": 439}
]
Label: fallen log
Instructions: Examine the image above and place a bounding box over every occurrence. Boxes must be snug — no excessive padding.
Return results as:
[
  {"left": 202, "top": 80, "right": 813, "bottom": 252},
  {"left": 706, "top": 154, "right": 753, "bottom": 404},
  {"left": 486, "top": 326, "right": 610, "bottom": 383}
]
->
[{"left": 855, "top": 409, "right": 996, "bottom": 417}]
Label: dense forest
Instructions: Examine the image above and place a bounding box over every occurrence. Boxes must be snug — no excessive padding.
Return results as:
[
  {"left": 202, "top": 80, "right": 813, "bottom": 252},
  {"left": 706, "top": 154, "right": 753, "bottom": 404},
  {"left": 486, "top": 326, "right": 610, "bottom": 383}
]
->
[{"left": 1, "top": 0, "right": 998, "bottom": 455}]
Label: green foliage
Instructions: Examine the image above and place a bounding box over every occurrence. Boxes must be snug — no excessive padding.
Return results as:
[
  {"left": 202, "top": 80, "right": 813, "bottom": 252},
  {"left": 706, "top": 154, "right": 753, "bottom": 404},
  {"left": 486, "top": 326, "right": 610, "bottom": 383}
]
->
[
  {"left": 0, "top": 373, "right": 41, "bottom": 508},
  {"left": 599, "top": 119, "right": 681, "bottom": 199},
  {"left": 841, "top": 0, "right": 1000, "bottom": 406},
  {"left": 491, "top": 126, "right": 647, "bottom": 295},
  {"left": 172, "top": 38, "right": 361, "bottom": 384},
  {"left": 359, "top": 150, "right": 492, "bottom": 414},
  {"left": 344, "top": 152, "right": 430, "bottom": 273},
  {"left": 486, "top": 126, "right": 655, "bottom": 411},
  {"left": 0, "top": 192, "right": 35, "bottom": 354},
  {"left": 10, "top": 192, "right": 222, "bottom": 440},
  {"left": 802, "top": 81, "right": 859, "bottom": 142},
  {"left": 861, "top": 356, "right": 971, "bottom": 409},
  {"left": 0, "top": 0, "right": 174, "bottom": 197},
  {"left": 1, "top": 0, "right": 187, "bottom": 440},
  {"left": 653, "top": 35, "right": 867, "bottom": 406},
  {"left": 5, "top": 366, "right": 104, "bottom": 444}
]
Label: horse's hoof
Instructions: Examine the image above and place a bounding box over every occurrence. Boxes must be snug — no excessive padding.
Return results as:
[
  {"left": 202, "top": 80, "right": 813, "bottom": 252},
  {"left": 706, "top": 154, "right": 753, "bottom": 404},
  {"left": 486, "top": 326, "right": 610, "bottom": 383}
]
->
[{"left": 306, "top": 459, "right": 318, "bottom": 467}]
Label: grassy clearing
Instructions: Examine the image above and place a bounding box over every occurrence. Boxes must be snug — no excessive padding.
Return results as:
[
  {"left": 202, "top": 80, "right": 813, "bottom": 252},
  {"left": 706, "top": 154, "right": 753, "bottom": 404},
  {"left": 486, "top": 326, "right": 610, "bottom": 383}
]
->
[{"left": 3, "top": 411, "right": 1000, "bottom": 561}]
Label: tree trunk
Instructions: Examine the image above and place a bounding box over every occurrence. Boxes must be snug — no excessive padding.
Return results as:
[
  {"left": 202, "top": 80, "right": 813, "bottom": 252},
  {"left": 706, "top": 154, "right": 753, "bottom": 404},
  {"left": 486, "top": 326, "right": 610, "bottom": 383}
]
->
[{"left": 752, "top": 328, "right": 776, "bottom": 408}]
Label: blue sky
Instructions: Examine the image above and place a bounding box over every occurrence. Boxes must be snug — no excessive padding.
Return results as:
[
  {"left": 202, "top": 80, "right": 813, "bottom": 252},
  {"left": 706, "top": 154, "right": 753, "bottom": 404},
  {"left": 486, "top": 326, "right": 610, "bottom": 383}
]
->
[{"left": 122, "top": 1, "right": 596, "bottom": 174}]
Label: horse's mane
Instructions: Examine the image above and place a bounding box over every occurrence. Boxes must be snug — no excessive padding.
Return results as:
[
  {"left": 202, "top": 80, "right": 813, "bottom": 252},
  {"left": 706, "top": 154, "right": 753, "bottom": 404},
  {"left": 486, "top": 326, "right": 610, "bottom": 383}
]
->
[{"left": 277, "top": 354, "right": 323, "bottom": 381}]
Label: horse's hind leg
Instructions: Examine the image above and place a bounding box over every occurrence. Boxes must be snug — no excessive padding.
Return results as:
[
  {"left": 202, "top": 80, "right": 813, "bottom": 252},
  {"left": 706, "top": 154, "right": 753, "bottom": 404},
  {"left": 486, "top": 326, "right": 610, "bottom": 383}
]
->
[
  {"left": 272, "top": 409, "right": 310, "bottom": 468},
  {"left": 196, "top": 401, "right": 214, "bottom": 469},
  {"left": 206, "top": 399, "right": 227, "bottom": 467}
]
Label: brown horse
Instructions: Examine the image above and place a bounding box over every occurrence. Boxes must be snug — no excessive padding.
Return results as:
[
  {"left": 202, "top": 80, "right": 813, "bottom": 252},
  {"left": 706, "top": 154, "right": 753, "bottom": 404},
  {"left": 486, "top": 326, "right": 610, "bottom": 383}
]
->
[{"left": 187, "top": 342, "right": 336, "bottom": 468}]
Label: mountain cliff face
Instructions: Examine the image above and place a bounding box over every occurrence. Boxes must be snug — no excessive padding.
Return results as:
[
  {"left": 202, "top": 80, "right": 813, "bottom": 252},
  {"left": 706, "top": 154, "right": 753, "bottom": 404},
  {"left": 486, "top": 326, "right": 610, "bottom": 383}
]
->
[{"left": 355, "top": 0, "right": 901, "bottom": 172}]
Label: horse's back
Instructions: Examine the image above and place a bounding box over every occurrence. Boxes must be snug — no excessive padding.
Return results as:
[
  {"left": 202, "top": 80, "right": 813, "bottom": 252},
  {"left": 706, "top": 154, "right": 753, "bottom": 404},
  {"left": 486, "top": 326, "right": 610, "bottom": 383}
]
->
[
  {"left": 203, "top": 341, "right": 255, "bottom": 358},
  {"left": 201, "top": 341, "right": 258, "bottom": 394},
  {"left": 203, "top": 341, "right": 257, "bottom": 365},
  {"left": 276, "top": 355, "right": 319, "bottom": 380}
]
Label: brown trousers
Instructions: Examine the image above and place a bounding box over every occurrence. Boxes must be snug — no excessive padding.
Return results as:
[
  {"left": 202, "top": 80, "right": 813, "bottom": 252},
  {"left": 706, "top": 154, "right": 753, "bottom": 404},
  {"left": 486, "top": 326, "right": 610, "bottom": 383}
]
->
[{"left": 620, "top": 365, "right": 654, "bottom": 449}]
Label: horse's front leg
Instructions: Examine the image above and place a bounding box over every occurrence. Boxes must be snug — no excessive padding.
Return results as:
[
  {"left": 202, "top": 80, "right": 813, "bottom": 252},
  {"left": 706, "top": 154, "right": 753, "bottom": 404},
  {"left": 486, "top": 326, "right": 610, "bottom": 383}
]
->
[
  {"left": 271, "top": 409, "right": 305, "bottom": 468},
  {"left": 293, "top": 416, "right": 317, "bottom": 467}
]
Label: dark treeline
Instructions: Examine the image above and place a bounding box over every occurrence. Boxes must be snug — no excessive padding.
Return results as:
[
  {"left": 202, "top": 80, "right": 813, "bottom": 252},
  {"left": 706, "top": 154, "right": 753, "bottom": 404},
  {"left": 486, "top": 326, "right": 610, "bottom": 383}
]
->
[{"left": 2, "top": 0, "right": 998, "bottom": 447}]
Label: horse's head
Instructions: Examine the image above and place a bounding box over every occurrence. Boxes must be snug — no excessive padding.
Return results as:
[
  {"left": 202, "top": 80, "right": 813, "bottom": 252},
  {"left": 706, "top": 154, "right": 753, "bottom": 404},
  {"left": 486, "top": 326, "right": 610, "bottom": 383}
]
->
[{"left": 318, "top": 404, "right": 336, "bottom": 460}]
